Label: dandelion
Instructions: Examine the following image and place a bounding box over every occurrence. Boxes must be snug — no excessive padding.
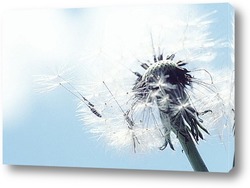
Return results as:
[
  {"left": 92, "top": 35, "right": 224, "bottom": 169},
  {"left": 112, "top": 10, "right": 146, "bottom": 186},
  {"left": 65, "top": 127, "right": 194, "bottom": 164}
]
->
[{"left": 35, "top": 5, "right": 234, "bottom": 172}]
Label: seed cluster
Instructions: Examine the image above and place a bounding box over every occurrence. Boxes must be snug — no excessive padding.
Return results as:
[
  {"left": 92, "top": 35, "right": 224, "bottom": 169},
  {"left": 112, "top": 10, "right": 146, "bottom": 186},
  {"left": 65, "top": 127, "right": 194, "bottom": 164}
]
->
[{"left": 132, "top": 55, "right": 209, "bottom": 150}]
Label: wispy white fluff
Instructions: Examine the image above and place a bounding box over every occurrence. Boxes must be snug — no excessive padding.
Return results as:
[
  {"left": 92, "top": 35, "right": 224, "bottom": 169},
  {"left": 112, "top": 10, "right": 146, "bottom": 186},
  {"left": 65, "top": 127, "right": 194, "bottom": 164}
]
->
[{"left": 36, "top": 5, "right": 234, "bottom": 153}]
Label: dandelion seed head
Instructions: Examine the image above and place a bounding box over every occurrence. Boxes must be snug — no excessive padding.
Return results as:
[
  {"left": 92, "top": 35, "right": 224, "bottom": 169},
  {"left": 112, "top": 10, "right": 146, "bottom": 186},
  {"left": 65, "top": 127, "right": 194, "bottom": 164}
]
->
[{"left": 36, "top": 6, "right": 234, "bottom": 154}]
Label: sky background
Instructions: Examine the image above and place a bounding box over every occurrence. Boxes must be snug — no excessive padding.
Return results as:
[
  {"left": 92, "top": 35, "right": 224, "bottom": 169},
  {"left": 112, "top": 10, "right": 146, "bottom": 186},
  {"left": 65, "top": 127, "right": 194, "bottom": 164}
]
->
[{"left": 2, "top": 3, "right": 234, "bottom": 172}]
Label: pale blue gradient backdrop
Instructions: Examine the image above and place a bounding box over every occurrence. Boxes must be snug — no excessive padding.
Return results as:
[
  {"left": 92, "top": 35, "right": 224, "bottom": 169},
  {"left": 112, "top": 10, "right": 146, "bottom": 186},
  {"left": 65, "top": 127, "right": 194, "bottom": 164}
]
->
[{"left": 3, "top": 3, "right": 234, "bottom": 172}]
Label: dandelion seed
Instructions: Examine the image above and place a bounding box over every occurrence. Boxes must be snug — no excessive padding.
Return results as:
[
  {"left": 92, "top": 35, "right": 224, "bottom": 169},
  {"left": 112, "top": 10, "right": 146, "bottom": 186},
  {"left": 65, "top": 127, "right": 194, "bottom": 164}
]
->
[{"left": 35, "top": 67, "right": 103, "bottom": 118}]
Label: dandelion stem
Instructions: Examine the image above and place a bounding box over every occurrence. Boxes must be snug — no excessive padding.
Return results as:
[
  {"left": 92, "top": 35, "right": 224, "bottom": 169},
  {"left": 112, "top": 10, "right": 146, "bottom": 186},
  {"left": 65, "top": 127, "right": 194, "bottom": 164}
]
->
[
  {"left": 159, "top": 111, "right": 208, "bottom": 172},
  {"left": 174, "top": 130, "right": 208, "bottom": 172}
]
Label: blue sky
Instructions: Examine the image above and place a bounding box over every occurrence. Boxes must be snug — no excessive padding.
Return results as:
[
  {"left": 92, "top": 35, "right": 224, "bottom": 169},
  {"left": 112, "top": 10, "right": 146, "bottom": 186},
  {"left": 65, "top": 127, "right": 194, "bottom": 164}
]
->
[{"left": 2, "top": 3, "right": 234, "bottom": 172}]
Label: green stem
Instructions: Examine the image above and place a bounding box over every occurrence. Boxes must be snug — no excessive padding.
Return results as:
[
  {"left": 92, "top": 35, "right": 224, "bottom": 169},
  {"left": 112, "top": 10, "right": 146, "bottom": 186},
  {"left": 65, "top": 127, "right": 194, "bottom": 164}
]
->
[{"left": 174, "top": 130, "right": 208, "bottom": 172}]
